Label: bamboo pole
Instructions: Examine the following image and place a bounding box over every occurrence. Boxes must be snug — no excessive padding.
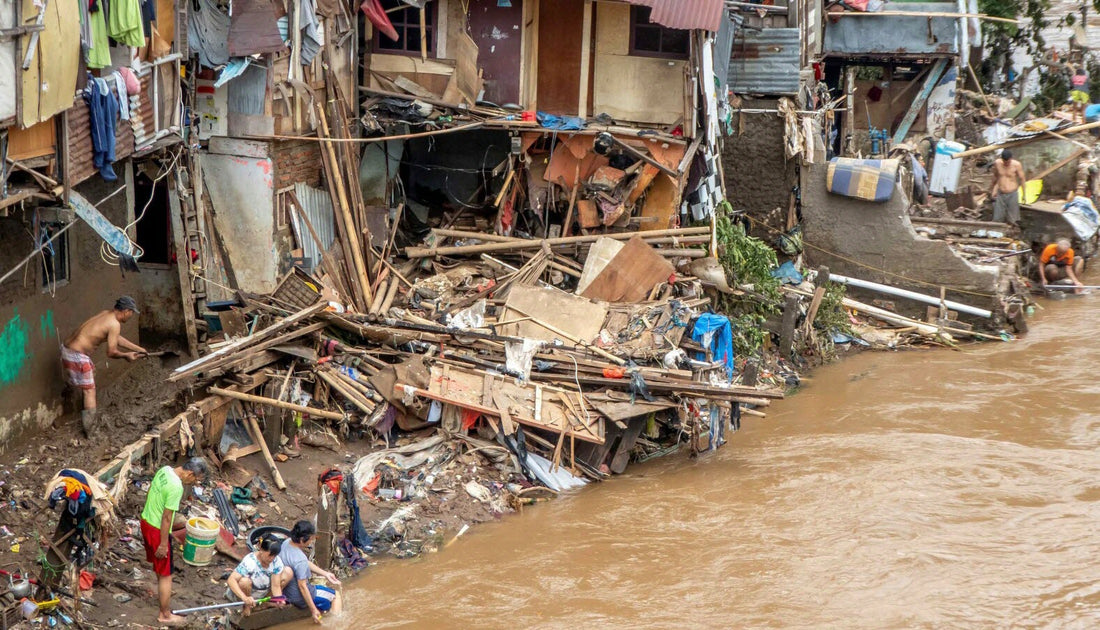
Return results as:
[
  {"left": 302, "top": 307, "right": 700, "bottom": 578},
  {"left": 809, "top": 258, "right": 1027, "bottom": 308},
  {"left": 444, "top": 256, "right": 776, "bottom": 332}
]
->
[
  {"left": 246, "top": 416, "right": 287, "bottom": 490},
  {"left": 952, "top": 120, "right": 1100, "bottom": 158},
  {"left": 316, "top": 101, "right": 373, "bottom": 308},
  {"left": 405, "top": 227, "right": 712, "bottom": 258},
  {"left": 208, "top": 387, "right": 345, "bottom": 420}
]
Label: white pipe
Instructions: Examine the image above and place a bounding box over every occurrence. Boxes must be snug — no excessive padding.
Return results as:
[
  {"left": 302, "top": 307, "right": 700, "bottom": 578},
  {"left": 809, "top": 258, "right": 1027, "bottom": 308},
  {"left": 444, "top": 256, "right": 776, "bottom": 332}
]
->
[
  {"left": 829, "top": 273, "right": 993, "bottom": 318},
  {"left": 958, "top": 0, "right": 969, "bottom": 70}
]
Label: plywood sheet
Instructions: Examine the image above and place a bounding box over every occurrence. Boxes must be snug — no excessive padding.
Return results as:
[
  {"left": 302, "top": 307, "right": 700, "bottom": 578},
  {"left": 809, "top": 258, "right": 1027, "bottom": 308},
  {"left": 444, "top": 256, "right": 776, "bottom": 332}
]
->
[
  {"left": 7, "top": 119, "right": 56, "bottom": 160},
  {"left": 580, "top": 235, "right": 674, "bottom": 303},
  {"left": 441, "top": 32, "right": 482, "bottom": 106},
  {"left": 427, "top": 365, "right": 604, "bottom": 443},
  {"left": 20, "top": 0, "right": 81, "bottom": 126},
  {"left": 639, "top": 173, "right": 680, "bottom": 232},
  {"left": 499, "top": 284, "right": 608, "bottom": 345},
  {"left": 535, "top": 0, "right": 583, "bottom": 115}
]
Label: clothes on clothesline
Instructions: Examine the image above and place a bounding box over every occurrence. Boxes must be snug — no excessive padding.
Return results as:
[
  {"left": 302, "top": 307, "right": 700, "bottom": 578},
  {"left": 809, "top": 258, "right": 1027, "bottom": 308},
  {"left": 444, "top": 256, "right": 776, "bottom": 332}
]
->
[
  {"left": 84, "top": 75, "right": 121, "bottom": 181},
  {"left": 108, "top": 0, "right": 147, "bottom": 47}
]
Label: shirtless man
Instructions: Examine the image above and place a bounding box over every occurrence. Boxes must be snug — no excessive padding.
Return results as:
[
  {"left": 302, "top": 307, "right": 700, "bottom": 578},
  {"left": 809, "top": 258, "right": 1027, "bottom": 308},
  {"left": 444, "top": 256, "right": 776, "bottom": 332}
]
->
[
  {"left": 990, "top": 149, "right": 1026, "bottom": 226},
  {"left": 62, "top": 296, "right": 146, "bottom": 435}
]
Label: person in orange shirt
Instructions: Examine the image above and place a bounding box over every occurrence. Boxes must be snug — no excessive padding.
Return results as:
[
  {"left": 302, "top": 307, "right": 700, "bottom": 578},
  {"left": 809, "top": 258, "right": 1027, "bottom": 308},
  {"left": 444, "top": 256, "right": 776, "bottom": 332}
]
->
[{"left": 1039, "top": 238, "right": 1085, "bottom": 291}]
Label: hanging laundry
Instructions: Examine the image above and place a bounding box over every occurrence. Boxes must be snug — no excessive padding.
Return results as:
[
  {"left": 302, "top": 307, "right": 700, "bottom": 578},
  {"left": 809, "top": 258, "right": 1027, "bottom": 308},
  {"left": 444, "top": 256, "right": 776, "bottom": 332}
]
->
[
  {"left": 108, "top": 0, "right": 146, "bottom": 47},
  {"left": 112, "top": 72, "right": 131, "bottom": 120},
  {"left": 298, "top": 0, "right": 324, "bottom": 65},
  {"left": 83, "top": 76, "right": 120, "bottom": 181},
  {"left": 87, "top": 1, "right": 112, "bottom": 69},
  {"left": 188, "top": 0, "right": 230, "bottom": 67}
]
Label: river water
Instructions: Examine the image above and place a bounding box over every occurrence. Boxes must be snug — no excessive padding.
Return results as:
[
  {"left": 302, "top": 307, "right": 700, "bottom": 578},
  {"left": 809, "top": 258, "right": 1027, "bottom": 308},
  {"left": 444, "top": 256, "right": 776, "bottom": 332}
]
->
[{"left": 283, "top": 292, "right": 1100, "bottom": 629}]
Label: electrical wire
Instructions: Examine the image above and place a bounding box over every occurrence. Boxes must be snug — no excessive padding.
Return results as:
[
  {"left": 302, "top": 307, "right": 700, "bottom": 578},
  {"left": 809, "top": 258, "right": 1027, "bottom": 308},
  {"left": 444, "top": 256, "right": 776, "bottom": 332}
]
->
[{"left": 99, "top": 148, "right": 184, "bottom": 266}]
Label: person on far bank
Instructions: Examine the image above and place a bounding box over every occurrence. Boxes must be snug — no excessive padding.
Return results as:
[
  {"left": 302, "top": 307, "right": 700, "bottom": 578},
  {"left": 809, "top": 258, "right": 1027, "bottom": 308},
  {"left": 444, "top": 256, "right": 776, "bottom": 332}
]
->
[
  {"left": 1039, "top": 238, "right": 1086, "bottom": 293},
  {"left": 62, "top": 296, "right": 147, "bottom": 436},
  {"left": 1069, "top": 64, "right": 1090, "bottom": 123},
  {"left": 990, "top": 149, "right": 1026, "bottom": 226},
  {"left": 140, "top": 457, "right": 208, "bottom": 627},
  {"left": 278, "top": 521, "right": 342, "bottom": 624}
]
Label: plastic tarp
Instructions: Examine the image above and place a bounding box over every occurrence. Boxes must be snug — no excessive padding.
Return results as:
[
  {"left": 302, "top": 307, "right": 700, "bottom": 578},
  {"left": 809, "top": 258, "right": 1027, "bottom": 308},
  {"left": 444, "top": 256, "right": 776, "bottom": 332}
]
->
[
  {"left": 1062, "top": 197, "right": 1100, "bottom": 241},
  {"left": 691, "top": 313, "right": 735, "bottom": 377}
]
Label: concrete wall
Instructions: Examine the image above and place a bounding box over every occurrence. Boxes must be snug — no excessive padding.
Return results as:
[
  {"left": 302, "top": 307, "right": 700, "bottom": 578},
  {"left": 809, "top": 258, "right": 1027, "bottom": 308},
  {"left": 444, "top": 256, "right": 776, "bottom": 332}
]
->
[
  {"left": 592, "top": 3, "right": 687, "bottom": 125},
  {"left": 1010, "top": 138, "right": 1080, "bottom": 198},
  {"left": 0, "top": 177, "right": 148, "bottom": 450},
  {"left": 133, "top": 267, "right": 184, "bottom": 342},
  {"left": 800, "top": 163, "right": 1002, "bottom": 321},
  {"left": 721, "top": 97, "right": 798, "bottom": 217}
]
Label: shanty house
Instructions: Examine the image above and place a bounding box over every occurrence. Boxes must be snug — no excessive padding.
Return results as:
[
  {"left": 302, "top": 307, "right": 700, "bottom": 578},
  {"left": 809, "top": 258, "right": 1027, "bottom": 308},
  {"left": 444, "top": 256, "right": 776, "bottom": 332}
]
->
[{"left": 0, "top": 0, "right": 188, "bottom": 447}]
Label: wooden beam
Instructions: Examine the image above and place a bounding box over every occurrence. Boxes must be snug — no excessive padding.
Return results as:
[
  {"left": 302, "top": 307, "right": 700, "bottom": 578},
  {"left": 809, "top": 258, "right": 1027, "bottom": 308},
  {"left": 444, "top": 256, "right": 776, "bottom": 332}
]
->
[
  {"left": 208, "top": 386, "right": 346, "bottom": 421},
  {"left": 892, "top": 58, "right": 949, "bottom": 145}
]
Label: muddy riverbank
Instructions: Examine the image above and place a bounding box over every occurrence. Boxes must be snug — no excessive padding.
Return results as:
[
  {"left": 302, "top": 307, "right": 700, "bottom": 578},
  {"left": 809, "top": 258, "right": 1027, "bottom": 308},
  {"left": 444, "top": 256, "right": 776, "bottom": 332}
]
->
[{"left": 282, "top": 288, "right": 1100, "bottom": 629}]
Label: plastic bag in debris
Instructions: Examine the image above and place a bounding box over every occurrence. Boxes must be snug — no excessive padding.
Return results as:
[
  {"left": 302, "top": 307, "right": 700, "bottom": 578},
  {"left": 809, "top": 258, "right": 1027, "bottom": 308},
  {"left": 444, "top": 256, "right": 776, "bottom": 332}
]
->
[
  {"left": 1062, "top": 197, "right": 1100, "bottom": 240},
  {"left": 770, "top": 261, "right": 804, "bottom": 285},
  {"left": 447, "top": 299, "right": 486, "bottom": 330},
  {"left": 629, "top": 370, "right": 656, "bottom": 402},
  {"left": 523, "top": 451, "right": 587, "bottom": 492},
  {"left": 505, "top": 339, "right": 546, "bottom": 381}
]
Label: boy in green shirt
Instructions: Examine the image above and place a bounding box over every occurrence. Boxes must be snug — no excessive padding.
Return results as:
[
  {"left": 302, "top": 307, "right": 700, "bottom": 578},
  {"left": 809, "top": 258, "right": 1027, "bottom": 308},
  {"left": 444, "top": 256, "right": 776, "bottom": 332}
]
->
[{"left": 140, "top": 458, "right": 207, "bottom": 626}]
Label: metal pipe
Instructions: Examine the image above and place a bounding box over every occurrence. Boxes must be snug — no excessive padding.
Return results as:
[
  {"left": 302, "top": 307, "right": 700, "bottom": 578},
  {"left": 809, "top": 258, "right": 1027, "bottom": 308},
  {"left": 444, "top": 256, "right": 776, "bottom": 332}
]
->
[{"left": 829, "top": 273, "right": 993, "bottom": 318}]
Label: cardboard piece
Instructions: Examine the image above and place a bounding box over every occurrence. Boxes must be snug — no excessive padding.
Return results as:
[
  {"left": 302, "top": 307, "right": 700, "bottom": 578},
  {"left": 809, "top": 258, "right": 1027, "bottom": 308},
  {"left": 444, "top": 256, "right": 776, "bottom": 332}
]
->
[{"left": 580, "top": 236, "right": 675, "bottom": 303}]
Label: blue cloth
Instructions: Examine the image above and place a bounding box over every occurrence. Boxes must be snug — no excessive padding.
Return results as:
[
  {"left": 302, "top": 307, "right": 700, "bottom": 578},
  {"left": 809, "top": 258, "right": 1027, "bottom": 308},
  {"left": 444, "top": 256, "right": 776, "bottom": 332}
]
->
[
  {"left": 826, "top": 157, "right": 898, "bottom": 202},
  {"left": 691, "top": 313, "right": 735, "bottom": 378},
  {"left": 537, "top": 112, "right": 585, "bottom": 130},
  {"left": 83, "top": 76, "right": 119, "bottom": 181},
  {"left": 1086, "top": 104, "right": 1100, "bottom": 122},
  {"left": 770, "top": 261, "right": 803, "bottom": 285}
]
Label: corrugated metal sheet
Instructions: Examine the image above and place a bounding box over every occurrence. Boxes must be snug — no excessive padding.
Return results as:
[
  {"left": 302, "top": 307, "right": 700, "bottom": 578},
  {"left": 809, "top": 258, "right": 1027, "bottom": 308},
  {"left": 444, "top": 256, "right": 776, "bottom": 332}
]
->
[
  {"left": 291, "top": 183, "right": 336, "bottom": 273},
  {"left": 623, "top": 0, "right": 725, "bottom": 32},
  {"left": 823, "top": 2, "right": 959, "bottom": 57},
  {"left": 728, "top": 28, "right": 801, "bottom": 95}
]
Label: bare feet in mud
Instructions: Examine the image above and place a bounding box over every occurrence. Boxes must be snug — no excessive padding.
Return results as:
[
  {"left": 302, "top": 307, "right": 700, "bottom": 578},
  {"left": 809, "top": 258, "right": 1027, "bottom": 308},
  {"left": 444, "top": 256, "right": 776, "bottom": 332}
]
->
[{"left": 157, "top": 612, "right": 188, "bottom": 627}]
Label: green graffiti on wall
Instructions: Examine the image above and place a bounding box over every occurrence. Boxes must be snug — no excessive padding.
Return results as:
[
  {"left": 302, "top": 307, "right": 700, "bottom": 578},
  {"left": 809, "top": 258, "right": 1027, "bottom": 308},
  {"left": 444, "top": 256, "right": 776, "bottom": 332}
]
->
[
  {"left": 0, "top": 311, "right": 30, "bottom": 385},
  {"left": 40, "top": 310, "right": 55, "bottom": 340}
]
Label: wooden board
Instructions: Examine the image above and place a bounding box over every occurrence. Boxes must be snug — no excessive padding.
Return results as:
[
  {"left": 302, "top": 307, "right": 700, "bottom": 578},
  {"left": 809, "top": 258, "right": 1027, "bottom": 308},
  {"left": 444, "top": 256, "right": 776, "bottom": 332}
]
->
[
  {"left": 425, "top": 365, "right": 604, "bottom": 443},
  {"left": 7, "top": 119, "right": 56, "bottom": 160},
  {"left": 580, "top": 235, "right": 675, "bottom": 303},
  {"left": 467, "top": 0, "right": 524, "bottom": 105},
  {"left": 535, "top": 0, "right": 584, "bottom": 115},
  {"left": 20, "top": 0, "right": 81, "bottom": 126},
  {"left": 499, "top": 284, "right": 608, "bottom": 345},
  {"left": 441, "top": 32, "right": 482, "bottom": 106},
  {"left": 638, "top": 173, "right": 681, "bottom": 232}
]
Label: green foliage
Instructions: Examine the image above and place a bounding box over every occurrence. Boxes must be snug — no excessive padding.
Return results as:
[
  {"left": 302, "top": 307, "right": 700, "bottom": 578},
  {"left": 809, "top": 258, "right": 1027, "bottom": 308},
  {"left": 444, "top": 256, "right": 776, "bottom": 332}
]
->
[
  {"left": 813, "top": 283, "right": 853, "bottom": 336},
  {"left": 712, "top": 215, "right": 782, "bottom": 358}
]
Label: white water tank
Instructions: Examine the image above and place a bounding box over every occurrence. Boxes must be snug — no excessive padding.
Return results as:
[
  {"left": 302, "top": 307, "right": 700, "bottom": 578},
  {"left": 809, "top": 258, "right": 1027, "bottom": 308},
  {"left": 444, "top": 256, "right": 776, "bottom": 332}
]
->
[{"left": 930, "top": 139, "right": 966, "bottom": 195}]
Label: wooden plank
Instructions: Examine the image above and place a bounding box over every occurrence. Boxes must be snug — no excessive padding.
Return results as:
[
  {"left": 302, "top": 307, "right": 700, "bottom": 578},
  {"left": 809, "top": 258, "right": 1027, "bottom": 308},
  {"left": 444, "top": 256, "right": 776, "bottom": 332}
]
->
[
  {"left": 208, "top": 386, "right": 346, "bottom": 421},
  {"left": 892, "top": 58, "right": 948, "bottom": 145},
  {"left": 169, "top": 303, "right": 327, "bottom": 381}
]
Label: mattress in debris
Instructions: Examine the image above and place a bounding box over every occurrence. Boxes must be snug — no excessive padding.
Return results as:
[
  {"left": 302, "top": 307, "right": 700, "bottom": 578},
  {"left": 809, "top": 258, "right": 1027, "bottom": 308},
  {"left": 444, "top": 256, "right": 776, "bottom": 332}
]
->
[{"left": 826, "top": 157, "right": 899, "bottom": 202}]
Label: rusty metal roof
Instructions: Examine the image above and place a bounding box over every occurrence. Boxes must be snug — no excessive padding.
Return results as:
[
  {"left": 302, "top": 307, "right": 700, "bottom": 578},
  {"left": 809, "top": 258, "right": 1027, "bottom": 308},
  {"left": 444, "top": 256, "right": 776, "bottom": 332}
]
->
[
  {"left": 729, "top": 28, "right": 801, "bottom": 95},
  {"left": 624, "top": 0, "right": 726, "bottom": 32}
]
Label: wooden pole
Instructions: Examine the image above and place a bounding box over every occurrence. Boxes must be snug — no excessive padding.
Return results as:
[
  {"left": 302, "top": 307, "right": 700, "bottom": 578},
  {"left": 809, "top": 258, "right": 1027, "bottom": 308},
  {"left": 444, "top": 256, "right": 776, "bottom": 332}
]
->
[
  {"left": 246, "top": 415, "right": 287, "bottom": 490},
  {"left": 802, "top": 266, "right": 831, "bottom": 332},
  {"left": 405, "top": 226, "right": 712, "bottom": 258},
  {"left": 208, "top": 387, "right": 345, "bottom": 421}
]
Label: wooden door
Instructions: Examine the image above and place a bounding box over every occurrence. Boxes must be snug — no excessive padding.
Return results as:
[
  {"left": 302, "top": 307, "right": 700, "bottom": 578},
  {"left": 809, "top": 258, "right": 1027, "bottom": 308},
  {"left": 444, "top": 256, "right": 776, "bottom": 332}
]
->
[
  {"left": 536, "top": 0, "right": 584, "bottom": 115},
  {"left": 467, "top": 0, "right": 524, "bottom": 106}
]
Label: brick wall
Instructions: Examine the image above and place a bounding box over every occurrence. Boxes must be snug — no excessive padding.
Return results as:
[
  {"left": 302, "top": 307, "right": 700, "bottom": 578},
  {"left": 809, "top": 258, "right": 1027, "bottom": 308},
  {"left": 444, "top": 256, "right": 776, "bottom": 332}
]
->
[{"left": 272, "top": 139, "right": 323, "bottom": 190}]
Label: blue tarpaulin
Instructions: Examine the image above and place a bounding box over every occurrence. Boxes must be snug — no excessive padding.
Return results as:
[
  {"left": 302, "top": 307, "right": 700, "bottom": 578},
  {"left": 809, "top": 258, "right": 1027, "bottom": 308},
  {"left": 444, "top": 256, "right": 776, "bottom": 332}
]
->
[
  {"left": 770, "top": 261, "right": 803, "bottom": 285},
  {"left": 691, "top": 313, "right": 735, "bottom": 377},
  {"left": 537, "top": 112, "right": 585, "bottom": 130}
]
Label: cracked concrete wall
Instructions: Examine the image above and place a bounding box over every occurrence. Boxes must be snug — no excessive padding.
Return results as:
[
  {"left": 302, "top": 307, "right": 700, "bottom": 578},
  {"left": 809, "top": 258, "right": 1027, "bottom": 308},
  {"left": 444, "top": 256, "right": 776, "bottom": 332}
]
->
[{"left": 800, "top": 163, "right": 1003, "bottom": 321}]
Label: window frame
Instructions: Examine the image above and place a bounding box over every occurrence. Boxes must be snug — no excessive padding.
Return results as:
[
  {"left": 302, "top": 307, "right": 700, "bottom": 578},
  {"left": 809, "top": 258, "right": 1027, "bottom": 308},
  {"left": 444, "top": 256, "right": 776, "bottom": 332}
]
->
[
  {"left": 39, "top": 222, "right": 70, "bottom": 291},
  {"left": 628, "top": 6, "right": 691, "bottom": 60},
  {"left": 371, "top": 0, "right": 440, "bottom": 58}
]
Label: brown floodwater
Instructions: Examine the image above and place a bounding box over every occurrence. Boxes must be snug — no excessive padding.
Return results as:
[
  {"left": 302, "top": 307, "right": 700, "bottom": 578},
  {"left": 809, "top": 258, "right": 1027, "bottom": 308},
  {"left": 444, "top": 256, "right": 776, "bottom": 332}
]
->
[{"left": 286, "top": 291, "right": 1100, "bottom": 629}]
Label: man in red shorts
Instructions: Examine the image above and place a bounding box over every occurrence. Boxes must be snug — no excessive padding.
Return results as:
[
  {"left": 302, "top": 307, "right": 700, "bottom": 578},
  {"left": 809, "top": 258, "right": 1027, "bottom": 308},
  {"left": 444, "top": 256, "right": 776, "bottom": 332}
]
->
[{"left": 140, "top": 458, "right": 207, "bottom": 626}]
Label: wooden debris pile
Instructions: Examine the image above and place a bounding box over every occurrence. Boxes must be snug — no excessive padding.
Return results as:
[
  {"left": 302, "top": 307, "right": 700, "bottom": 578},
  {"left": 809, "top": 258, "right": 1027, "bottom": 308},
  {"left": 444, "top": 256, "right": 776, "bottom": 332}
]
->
[{"left": 171, "top": 231, "right": 785, "bottom": 486}]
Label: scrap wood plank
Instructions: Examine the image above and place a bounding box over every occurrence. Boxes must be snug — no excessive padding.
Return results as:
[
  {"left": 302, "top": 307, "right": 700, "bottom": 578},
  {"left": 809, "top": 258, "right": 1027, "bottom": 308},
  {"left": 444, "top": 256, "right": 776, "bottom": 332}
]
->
[{"left": 170, "top": 302, "right": 327, "bottom": 381}]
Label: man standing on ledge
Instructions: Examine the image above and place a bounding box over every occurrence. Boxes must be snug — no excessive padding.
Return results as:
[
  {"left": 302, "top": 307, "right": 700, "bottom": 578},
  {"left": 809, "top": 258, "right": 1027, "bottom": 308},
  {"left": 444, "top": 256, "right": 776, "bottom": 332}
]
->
[
  {"left": 62, "top": 296, "right": 147, "bottom": 435},
  {"left": 990, "top": 149, "right": 1026, "bottom": 226},
  {"left": 141, "top": 457, "right": 208, "bottom": 627}
]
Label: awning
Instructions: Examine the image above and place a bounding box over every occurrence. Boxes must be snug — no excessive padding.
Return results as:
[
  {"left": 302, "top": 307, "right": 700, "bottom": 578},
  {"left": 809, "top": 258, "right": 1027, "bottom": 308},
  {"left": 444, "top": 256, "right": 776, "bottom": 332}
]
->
[{"left": 624, "top": 0, "right": 725, "bottom": 32}]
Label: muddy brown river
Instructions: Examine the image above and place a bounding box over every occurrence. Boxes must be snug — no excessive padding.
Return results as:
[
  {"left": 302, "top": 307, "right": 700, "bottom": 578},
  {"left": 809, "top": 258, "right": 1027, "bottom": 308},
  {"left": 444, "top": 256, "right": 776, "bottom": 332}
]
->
[{"left": 281, "top": 290, "right": 1100, "bottom": 628}]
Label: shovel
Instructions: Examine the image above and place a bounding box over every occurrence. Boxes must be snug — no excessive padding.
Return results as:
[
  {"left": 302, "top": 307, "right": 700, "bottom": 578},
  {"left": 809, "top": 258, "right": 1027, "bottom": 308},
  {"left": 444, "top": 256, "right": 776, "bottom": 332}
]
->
[
  {"left": 172, "top": 595, "right": 282, "bottom": 615},
  {"left": 139, "top": 349, "right": 182, "bottom": 368}
]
